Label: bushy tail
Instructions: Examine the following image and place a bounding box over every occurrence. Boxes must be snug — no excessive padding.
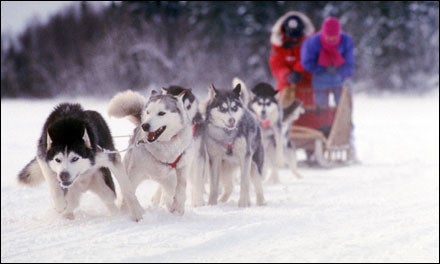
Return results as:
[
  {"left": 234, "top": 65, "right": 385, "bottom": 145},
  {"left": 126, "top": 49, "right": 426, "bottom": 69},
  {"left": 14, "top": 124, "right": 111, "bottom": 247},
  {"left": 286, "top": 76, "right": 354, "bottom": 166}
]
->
[
  {"left": 282, "top": 99, "right": 304, "bottom": 135},
  {"left": 283, "top": 99, "right": 304, "bottom": 123},
  {"left": 107, "top": 90, "right": 146, "bottom": 126},
  {"left": 17, "top": 158, "right": 45, "bottom": 186}
]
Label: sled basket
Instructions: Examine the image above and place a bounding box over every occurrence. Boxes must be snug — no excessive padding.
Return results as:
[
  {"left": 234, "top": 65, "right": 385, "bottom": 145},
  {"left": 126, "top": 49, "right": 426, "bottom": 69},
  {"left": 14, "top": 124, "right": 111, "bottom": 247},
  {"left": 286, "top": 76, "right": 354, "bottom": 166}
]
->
[{"left": 289, "top": 86, "right": 352, "bottom": 167}]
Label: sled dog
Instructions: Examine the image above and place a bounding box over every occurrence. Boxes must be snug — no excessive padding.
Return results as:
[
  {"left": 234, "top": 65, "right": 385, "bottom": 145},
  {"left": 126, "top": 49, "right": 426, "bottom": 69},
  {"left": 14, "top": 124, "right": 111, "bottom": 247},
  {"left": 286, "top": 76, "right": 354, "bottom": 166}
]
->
[
  {"left": 149, "top": 85, "right": 208, "bottom": 207},
  {"left": 204, "top": 83, "right": 266, "bottom": 207},
  {"left": 17, "top": 103, "right": 144, "bottom": 221},
  {"left": 108, "top": 89, "right": 194, "bottom": 214},
  {"left": 247, "top": 82, "right": 304, "bottom": 182}
]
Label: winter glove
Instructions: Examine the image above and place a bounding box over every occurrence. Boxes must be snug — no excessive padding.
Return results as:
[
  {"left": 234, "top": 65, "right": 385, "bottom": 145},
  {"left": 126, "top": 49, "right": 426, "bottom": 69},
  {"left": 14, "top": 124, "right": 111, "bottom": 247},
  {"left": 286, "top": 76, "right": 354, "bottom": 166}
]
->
[
  {"left": 288, "top": 71, "right": 302, "bottom": 84},
  {"left": 326, "top": 66, "right": 338, "bottom": 74}
]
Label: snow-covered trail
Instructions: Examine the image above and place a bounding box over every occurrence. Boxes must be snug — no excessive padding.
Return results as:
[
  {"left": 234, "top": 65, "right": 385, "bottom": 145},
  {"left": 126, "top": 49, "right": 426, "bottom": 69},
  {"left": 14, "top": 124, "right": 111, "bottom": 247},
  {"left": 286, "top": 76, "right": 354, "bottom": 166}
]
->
[{"left": 1, "top": 92, "right": 438, "bottom": 262}]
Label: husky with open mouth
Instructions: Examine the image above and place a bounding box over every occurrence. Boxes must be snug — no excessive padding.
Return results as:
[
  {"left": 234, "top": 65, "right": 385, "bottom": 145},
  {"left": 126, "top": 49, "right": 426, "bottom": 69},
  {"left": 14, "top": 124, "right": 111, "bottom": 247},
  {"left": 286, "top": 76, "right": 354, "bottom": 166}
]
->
[{"left": 108, "top": 89, "right": 194, "bottom": 214}]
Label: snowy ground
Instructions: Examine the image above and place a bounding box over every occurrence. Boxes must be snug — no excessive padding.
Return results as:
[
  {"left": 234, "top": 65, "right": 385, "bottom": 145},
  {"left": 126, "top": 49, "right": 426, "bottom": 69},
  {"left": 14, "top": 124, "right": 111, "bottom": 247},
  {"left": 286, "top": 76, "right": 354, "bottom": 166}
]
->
[{"left": 1, "top": 91, "right": 439, "bottom": 262}]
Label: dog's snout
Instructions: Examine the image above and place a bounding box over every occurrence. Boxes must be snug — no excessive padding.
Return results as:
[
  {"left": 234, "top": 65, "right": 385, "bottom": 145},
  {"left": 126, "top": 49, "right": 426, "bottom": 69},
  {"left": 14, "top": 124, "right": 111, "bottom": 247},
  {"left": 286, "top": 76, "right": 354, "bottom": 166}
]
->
[
  {"left": 228, "top": 118, "right": 235, "bottom": 127},
  {"left": 59, "top": 171, "right": 70, "bottom": 182},
  {"left": 261, "top": 110, "right": 266, "bottom": 118},
  {"left": 141, "top": 123, "right": 150, "bottom": 131}
]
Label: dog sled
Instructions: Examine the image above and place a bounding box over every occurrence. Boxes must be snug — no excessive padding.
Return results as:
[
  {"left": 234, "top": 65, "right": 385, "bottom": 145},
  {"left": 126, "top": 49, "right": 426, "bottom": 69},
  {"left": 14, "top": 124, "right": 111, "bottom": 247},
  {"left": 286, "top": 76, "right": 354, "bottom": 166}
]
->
[{"left": 288, "top": 85, "right": 353, "bottom": 167}]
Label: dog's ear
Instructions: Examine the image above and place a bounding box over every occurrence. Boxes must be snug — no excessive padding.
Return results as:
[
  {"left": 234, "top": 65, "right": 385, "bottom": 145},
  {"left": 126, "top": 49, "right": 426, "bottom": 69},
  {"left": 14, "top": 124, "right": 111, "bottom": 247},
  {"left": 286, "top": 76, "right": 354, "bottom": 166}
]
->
[
  {"left": 210, "top": 84, "right": 218, "bottom": 94},
  {"left": 209, "top": 84, "right": 218, "bottom": 100},
  {"left": 174, "top": 88, "right": 188, "bottom": 99},
  {"left": 150, "top": 89, "right": 158, "bottom": 96},
  {"left": 46, "top": 132, "right": 52, "bottom": 150},
  {"left": 174, "top": 90, "right": 191, "bottom": 124},
  {"left": 233, "top": 83, "right": 241, "bottom": 97},
  {"left": 82, "top": 129, "right": 92, "bottom": 149}
]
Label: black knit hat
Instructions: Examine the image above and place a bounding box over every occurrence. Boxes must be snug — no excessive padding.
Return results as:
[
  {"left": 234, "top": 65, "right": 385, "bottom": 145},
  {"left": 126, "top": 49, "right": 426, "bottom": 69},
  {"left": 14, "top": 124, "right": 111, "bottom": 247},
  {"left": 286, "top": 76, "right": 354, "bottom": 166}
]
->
[{"left": 282, "top": 15, "right": 305, "bottom": 38}]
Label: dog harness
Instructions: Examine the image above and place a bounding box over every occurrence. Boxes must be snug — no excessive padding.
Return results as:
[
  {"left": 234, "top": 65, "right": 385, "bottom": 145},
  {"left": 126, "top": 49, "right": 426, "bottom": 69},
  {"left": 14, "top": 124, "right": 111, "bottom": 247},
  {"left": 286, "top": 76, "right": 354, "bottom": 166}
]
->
[
  {"left": 226, "top": 143, "right": 233, "bottom": 155},
  {"left": 166, "top": 153, "right": 183, "bottom": 168}
]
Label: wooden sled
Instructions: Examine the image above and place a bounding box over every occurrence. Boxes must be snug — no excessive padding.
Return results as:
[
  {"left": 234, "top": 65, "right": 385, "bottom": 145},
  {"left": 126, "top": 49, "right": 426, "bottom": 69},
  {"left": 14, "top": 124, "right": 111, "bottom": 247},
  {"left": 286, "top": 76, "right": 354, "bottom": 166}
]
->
[{"left": 289, "top": 86, "right": 353, "bottom": 167}]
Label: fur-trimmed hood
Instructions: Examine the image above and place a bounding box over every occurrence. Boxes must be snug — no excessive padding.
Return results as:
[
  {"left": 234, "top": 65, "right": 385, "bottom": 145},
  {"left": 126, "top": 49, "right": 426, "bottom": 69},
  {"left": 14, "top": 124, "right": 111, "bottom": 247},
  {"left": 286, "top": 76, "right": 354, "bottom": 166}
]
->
[{"left": 270, "top": 11, "right": 315, "bottom": 47}]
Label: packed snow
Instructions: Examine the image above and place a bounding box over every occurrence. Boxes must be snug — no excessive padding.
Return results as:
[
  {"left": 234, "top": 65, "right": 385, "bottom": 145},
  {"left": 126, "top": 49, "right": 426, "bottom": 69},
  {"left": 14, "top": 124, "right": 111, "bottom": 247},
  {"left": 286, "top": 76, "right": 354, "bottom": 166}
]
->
[{"left": 1, "top": 91, "right": 439, "bottom": 262}]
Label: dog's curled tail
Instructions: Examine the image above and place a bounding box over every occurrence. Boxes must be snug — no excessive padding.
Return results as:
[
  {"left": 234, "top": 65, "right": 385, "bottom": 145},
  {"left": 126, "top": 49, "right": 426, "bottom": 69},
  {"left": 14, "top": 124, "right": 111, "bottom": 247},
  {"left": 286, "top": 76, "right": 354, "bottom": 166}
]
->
[
  {"left": 17, "top": 158, "right": 45, "bottom": 186},
  {"left": 108, "top": 90, "right": 146, "bottom": 126}
]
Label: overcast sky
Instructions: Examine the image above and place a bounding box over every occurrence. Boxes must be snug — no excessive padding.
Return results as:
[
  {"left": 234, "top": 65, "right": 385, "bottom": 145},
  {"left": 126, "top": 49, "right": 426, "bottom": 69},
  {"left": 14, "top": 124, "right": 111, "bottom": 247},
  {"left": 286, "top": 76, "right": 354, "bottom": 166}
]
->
[{"left": 1, "top": 1, "right": 112, "bottom": 36}]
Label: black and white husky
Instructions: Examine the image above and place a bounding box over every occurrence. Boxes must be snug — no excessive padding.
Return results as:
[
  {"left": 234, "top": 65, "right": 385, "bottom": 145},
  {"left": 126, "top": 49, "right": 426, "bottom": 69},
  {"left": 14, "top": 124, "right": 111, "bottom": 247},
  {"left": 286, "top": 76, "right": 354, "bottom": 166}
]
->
[
  {"left": 108, "top": 89, "right": 194, "bottom": 214},
  {"left": 204, "top": 83, "right": 266, "bottom": 207},
  {"left": 247, "top": 82, "right": 304, "bottom": 182},
  {"left": 17, "top": 103, "right": 144, "bottom": 221}
]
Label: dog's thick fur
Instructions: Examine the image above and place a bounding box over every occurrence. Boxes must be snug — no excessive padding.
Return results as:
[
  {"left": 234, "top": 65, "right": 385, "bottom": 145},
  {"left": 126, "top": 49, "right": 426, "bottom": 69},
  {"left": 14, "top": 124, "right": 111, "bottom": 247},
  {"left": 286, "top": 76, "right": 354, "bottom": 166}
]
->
[
  {"left": 162, "top": 86, "right": 209, "bottom": 207},
  {"left": 108, "top": 89, "right": 194, "bottom": 214},
  {"left": 17, "top": 103, "right": 144, "bottom": 221},
  {"left": 235, "top": 78, "right": 303, "bottom": 182},
  {"left": 204, "top": 83, "right": 266, "bottom": 207}
]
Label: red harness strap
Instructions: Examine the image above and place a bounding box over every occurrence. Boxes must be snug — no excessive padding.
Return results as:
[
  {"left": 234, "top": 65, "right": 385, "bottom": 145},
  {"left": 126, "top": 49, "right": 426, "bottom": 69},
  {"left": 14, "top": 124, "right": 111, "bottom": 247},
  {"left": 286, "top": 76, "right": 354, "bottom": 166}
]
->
[
  {"left": 226, "top": 143, "right": 233, "bottom": 155},
  {"left": 167, "top": 153, "right": 183, "bottom": 168}
]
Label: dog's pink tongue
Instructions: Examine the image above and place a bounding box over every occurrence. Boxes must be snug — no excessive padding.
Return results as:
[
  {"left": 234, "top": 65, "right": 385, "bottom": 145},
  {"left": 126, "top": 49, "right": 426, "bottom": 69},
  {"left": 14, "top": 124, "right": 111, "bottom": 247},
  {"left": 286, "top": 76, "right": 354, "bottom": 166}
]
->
[
  {"left": 147, "top": 132, "right": 156, "bottom": 141},
  {"left": 261, "top": 119, "right": 271, "bottom": 129}
]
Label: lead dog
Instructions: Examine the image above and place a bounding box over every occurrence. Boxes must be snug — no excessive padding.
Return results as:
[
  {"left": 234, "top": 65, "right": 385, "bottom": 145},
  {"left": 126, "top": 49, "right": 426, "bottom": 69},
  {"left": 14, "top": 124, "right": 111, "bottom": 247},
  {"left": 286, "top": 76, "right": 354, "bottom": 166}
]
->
[{"left": 17, "top": 103, "right": 144, "bottom": 221}]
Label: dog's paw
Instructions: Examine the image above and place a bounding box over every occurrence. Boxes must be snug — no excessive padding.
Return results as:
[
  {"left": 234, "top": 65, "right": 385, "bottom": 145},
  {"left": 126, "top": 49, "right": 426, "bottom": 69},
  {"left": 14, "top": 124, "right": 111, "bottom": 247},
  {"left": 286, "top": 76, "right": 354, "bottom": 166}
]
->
[
  {"left": 53, "top": 198, "right": 67, "bottom": 213},
  {"left": 168, "top": 198, "right": 185, "bottom": 215},
  {"left": 238, "top": 197, "right": 251, "bottom": 207},
  {"left": 208, "top": 198, "right": 218, "bottom": 206},
  {"left": 130, "top": 209, "right": 144, "bottom": 222},
  {"left": 219, "top": 194, "right": 230, "bottom": 203},
  {"left": 191, "top": 198, "right": 205, "bottom": 207},
  {"left": 256, "top": 197, "right": 267, "bottom": 206},
  {"left": 128, "top": 201, "right": 144, "bottom": 222},
  {"left": 62, "top": 212, "right": 75, "bottom": 220}
]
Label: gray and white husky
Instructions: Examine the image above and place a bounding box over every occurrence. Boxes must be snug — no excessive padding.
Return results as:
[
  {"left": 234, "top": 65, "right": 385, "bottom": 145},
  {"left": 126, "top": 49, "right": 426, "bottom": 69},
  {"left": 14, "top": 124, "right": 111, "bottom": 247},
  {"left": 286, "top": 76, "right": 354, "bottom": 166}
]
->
[
  {"left": 150, "top": 85, "right": 208, "bottom": 207},
  {"left": 247, "top": 82, "right": 304, "bottom": 182},
  {"left": 17, "top": 103, "right": 144, "bottom": 221},
  {"left": 108, "top": 89, "right": 194, "bottom": 214},
  {"left": 204, "top": 83, "right": 266, "bottom": 207}
]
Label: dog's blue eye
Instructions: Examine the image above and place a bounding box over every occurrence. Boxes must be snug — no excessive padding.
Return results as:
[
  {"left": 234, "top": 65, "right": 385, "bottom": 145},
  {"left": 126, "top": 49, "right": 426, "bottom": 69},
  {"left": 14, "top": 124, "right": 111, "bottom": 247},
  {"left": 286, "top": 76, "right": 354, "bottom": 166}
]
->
[
  {"left": 158, "top": 111, "right": 166, "bottom": 116},
  {"left": 71, "top": 157, "right": 79, "bottom": 162},
  {"left": 55, "top": 158, "right": 61, "bottom": 163},
  {"left": 231, "top": 106, "right": 237, "bottom": 112}
]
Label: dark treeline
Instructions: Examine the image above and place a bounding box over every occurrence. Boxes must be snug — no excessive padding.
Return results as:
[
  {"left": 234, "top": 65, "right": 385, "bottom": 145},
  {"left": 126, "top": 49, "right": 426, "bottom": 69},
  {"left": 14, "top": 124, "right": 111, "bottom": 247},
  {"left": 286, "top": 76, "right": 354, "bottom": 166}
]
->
[{"left": 1, "top": 1, "right": 439, "bottom": 98}]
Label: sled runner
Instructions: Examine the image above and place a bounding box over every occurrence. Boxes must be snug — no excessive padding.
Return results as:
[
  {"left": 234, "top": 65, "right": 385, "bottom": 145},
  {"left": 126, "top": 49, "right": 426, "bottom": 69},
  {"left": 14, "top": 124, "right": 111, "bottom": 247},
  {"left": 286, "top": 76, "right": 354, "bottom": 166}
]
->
[{"left": 289, "top": 85, "right": 353, "bottom": 167}]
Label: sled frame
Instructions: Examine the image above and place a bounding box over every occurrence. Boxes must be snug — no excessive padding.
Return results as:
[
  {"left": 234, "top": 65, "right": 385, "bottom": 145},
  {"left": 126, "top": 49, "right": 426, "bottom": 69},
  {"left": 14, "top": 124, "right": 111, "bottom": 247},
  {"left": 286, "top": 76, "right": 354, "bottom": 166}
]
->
[{"left": 289, "top": 86, "right": 352, "bottom": 167}]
